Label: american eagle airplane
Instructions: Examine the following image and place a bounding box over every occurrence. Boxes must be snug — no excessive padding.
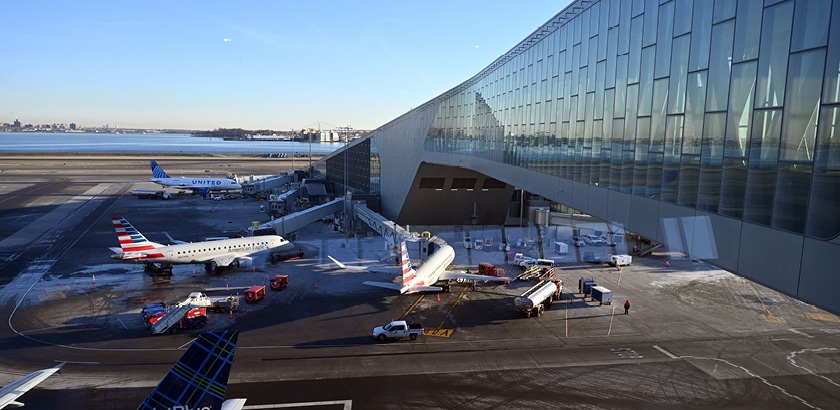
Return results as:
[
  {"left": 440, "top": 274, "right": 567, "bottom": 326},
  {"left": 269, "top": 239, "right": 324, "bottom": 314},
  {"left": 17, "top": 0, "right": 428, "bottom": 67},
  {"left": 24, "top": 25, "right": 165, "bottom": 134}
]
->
[
  {"left": 329, "top": 240, "right": 512, "bottom": 294},
  {"left": 109, "top": 216, "right": 290, "bottom": 272},
  {"left": 148, "top": 160, "right": 242, "bottom": 194}
]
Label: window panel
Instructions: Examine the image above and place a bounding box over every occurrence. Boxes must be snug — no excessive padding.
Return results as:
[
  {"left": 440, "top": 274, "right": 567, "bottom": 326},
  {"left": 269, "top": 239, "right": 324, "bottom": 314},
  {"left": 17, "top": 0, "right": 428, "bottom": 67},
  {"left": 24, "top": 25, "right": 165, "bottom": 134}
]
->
[
  {"left": 677, "top": 154, "right": 701, "bottom": 207},
  {"left": 806, "top": 106, "right": 840, "bottom": 239},
  {"left": 772, "top": 162, "right": 811, "bottom": 234},
  {"left": 724, "top": 61, "right": 757, "bottom": 158},
  {"left": 638, "top": 46, "right": 655, "bottom": 116},
  {"left": 755, "top": 1, "right": 792, "bottom": 109},
  {"left": 697, "top": 112, "right": 726, "bottom": 212},
  {"left": 732, "top": 0, "right": 762, "bottom": 63},
  {"left": 674, "top": 0, "right": 693, "bottom": 37},
  {"left": 781, "top": 49, "right": 826, "bottom": 161},
  {"left": 654, "top": 1, "right": 674, "bottom": 79},
  {"left": 790, "top": 0, "right": 830, "bottom": 52},
  {"left": 689, "top": 1, "right": 713, "bottom": 71},
  {"left": 633, "top": 116, "right": 651, "bottom": 195},
  {"left": 744, "top": 109, "right": 782, "bottom": 225},
  {"left": 668, "top": 34, "right": 691, "bottom": 114},
  {"left": 684, "top": 71, "right": 707, "bottom": 155},
  {"left": 706, "top": 20, "right": 735, "bottom": 112},
  {"left": 719, "top": 157, "right": 748, "bottom": 218},
  {"left": 823, "top": 0, "right": 840, "bottom": 104}
]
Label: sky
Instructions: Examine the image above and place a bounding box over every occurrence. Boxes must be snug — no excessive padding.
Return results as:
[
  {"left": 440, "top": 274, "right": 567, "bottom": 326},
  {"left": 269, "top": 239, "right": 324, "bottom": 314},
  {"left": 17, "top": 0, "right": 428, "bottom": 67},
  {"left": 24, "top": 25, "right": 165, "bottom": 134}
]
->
[{"left": 2, "top": 1, "right": 572, "bottom": 131}]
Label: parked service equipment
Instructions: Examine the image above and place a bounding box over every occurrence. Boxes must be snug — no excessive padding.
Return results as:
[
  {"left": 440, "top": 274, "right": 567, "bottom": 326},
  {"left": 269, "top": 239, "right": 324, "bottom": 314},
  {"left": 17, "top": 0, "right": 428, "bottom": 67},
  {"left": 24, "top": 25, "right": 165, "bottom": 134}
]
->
[
  {"left": 131, "top": 189, "right": 171, "bottom": 200},
  {"left": 581, "top": 279, "right": 597, "bottom": 297},
  {"left": 270, "top": 274, "right": 289, "bottom": 290},
  {"left": 591, "top": 286, "right": 612, "bottom": 305},
  {"left": 478, "top": 262, "right": 510, "bottom": 285},
  {"left": 610, "top": 254, "right": 632, "bottom": 267},
  {"left": 206, "top": 295, "right": 239, "bottom": 313},
  {"left": 513, "top": 280, "right": 563, "bottom": 318},
  {"left": 512, "top": 253, "right": 537, "bottom": 270},
  {"left": 373, "top": 320, "right": 424, "bottom": 341},
  {"left": 244, "top": 285, "right": 266, "bottom": 303},
  {"left": 554, "top": 241, "right": 568, "bottom": 255}
]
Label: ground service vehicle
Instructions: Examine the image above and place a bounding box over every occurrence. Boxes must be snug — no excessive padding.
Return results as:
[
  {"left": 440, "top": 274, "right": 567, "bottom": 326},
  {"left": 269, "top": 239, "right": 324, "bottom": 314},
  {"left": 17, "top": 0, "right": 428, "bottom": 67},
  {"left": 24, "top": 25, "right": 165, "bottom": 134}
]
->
[
  {"left": 150, "top": 307, "right": 207, "bottom": 334},
  {"left": 514, "top": 280, "right": 563, "bottom": 318},
  {"left": 372, "top": 320, "right": 424, "bottom": 341},
  {"left": 270, "top": 274, "right": 289, "bottom": 290},
  {"left": 554, "top": 241, "right": 568, "bottom": 255},
  {"left": 478, "top": 262, "right": 509, "bottom": 284},
  {"left": 131, "top": 189, "right": 171, "bottom": 200},
  {"left": 512, "top": 253, "right": 537, "bottom": 269},
  {"left": 610, "top": 254, "right": 632, "bottom": 267},
  {"left": 591, "top": 285, "right": 613, "bottom": 305},
  {"left": 207, "top": 295, "right": 239, "bottom": 312},
  {"left": 244, "top": 285, "right": 266, "bottom": 303}
]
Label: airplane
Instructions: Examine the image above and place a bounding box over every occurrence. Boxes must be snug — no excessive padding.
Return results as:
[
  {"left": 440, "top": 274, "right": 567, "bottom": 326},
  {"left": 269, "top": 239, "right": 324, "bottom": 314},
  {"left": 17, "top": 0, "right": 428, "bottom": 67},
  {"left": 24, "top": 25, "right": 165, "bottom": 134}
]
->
[
  {"left": 329, "top": 240, "right": 513, "bottom": 294},
  {"left": 139, "top": 330, "right": 245, "bottom": 410},
  {"left": 109, "top": 216, "right": 292, "bottom": 272},
  {"left": 0, "top": 362, "right": 63, "bottom": 409},
  {"left": 148, "top": 160, "right": 242, "bottom": 194}
]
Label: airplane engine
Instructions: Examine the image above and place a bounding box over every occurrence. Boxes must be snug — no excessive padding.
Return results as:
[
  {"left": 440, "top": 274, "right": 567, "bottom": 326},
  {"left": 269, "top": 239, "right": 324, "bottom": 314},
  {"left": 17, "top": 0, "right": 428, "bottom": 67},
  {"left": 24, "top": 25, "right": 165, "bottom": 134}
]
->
[{"left": 235, "top": 257, "right": 253, "bottom": 269}]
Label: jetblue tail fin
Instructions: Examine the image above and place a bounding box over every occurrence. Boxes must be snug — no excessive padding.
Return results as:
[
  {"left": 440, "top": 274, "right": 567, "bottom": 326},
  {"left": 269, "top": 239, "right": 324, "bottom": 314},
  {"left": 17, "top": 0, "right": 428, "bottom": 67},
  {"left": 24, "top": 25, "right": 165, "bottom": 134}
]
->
[
  {"left": 150, "top": 160, "right": 170, "bottom": 179},
  {"left": 111, "top": 216, "right": 163, "bottom": 253},
  {"left": 138, "top": 330, "right": 242, "bottom": 410}
]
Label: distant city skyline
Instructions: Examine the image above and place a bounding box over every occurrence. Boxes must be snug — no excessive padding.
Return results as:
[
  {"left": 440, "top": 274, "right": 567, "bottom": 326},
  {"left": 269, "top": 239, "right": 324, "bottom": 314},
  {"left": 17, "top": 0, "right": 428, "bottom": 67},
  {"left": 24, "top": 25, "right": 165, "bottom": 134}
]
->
[{"left": 2, "top": 1, "right": 571, "bottom": 131}]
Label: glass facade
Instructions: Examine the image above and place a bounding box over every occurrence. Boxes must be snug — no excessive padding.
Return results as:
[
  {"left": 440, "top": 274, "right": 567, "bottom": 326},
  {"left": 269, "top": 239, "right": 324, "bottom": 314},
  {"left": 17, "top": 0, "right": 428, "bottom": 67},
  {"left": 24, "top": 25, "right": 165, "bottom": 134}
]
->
[{"left": 417, "top": 0, "right": 840, "bottom": 240}]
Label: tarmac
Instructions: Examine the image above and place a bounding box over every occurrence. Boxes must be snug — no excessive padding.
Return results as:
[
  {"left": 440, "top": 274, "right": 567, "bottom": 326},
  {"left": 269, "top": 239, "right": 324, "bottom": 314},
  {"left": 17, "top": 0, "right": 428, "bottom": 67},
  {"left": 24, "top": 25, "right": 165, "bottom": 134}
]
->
[{"left": 1, "top": 156, "right": 840, "bottom": 409}]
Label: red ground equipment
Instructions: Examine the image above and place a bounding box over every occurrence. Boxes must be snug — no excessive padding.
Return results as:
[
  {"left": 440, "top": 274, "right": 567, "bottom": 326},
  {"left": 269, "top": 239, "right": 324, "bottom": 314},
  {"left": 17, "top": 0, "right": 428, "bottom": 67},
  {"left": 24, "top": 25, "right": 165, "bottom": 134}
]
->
[
  {"left": 244, "top": 285, "right": 266, "bottom": 303},
  {"left": 270, "top": 274, "right": 289, "bottom": 290}
]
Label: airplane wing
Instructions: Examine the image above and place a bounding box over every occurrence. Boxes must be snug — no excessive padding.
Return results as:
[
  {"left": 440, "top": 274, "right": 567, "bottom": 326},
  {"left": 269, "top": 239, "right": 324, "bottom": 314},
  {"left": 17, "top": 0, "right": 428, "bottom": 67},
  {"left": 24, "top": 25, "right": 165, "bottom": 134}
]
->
[
  {"left": 439, "top": 270, "right": 514, "bottom": 283},
  {"left": 0, "top": 362, "right": 64, "bottom": 409},
  {"left": 362, "top": 281, "right": 402, "bottom": 290},
  {"left": 212, "top": 254, "right": 237, "bottom": 267},
  {"left": 328, "top": 256, "right": 401, "bottom": 274},
  {"left": 164, "top": 232, "right": 188, "bottom": 245},
  {"left": 327, "top": 255, "right": 368, "bottom": 270}
]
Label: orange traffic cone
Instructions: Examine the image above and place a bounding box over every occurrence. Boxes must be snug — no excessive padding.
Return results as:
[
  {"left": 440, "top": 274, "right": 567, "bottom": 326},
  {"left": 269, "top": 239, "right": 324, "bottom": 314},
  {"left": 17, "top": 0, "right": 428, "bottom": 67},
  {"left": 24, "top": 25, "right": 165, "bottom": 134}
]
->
[
  {"left": 229, "top": 310, "right": 233, "bottom": 319},
  {"left": 436, "top": 294, "right": 440, "bottom": 302},
  {"left": 315, "top": 281, "right": 319, "bottom": 289}
]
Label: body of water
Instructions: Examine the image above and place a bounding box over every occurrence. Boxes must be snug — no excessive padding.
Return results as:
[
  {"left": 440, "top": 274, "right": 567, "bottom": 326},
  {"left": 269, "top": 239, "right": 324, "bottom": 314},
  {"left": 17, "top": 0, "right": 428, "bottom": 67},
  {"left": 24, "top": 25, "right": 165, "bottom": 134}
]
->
[{"left": 0, "top": 132, "right": 343, "bottom": 155}]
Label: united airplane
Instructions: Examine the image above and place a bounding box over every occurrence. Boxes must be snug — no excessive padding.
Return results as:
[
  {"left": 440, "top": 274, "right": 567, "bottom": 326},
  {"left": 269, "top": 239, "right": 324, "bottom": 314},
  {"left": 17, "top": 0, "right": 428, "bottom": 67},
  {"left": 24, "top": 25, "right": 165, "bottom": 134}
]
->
[
  {"left": 109, "top": 216, "right": 291, "bottom": 272},
  {"left": 329, "top": 240, "right": 512, "bottom": 294},
  {"left": 148, "top": 160, "right": 242, "bottom": 194}
]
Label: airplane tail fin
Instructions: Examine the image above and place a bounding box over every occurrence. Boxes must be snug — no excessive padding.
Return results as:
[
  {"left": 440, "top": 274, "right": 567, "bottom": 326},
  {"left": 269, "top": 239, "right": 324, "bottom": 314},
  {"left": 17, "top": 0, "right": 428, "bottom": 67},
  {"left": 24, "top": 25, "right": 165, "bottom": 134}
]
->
[
  {"left": 150, "top": 160, "right": 170, "bottom": 179},
  {"left": 399, "top": 241, "right": 415, "bottom": 283},
  {"left": 111, "top": 216, "right": 163, "bottom": 252},
  {"left": 138, "top": 330, "right": 241, "bottom": 410}
]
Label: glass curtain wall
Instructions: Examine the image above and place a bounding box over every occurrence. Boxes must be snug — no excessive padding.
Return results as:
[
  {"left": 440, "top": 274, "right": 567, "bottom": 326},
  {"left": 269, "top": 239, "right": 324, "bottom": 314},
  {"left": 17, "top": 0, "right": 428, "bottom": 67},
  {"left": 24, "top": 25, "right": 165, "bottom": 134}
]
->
[{"left": 423, "top": 0, "right": 839, "bottom": 239}]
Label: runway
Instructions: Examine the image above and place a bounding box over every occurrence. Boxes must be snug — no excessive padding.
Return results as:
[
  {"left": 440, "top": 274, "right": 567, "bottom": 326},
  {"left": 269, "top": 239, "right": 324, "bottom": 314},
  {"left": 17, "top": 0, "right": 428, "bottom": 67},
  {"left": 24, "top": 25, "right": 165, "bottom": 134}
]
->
[{"left": 1, "top": 156, "right": 840, "bottom": 409}]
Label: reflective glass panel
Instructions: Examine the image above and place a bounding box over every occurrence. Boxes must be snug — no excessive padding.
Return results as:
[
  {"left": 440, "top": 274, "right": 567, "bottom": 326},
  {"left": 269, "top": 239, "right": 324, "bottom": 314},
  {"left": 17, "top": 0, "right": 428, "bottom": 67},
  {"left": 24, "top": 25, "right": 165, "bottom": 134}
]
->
[{"left": 781, "top": 49, "right": 826, "bottom": 161}]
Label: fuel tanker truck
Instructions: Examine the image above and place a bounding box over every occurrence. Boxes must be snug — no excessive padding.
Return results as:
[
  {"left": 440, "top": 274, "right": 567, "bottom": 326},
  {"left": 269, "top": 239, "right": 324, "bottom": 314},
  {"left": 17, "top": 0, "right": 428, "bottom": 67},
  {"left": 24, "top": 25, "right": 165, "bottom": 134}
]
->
[{"left": 513, "top": 279, "right": 563, "bottom": 318}]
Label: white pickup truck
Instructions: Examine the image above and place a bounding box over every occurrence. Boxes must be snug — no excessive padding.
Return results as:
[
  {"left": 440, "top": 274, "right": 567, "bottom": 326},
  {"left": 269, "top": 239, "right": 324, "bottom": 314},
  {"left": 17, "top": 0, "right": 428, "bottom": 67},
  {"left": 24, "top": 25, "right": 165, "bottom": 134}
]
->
[{"left": 372, "top": 320, "right": 424, "bottom": 341}]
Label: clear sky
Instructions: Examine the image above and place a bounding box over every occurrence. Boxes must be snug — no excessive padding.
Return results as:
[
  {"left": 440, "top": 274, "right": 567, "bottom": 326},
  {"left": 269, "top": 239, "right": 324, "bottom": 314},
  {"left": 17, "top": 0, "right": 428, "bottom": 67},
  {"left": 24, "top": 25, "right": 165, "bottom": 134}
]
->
[{"left": 2, "top": 1, "right": 572, "bottom": 131}]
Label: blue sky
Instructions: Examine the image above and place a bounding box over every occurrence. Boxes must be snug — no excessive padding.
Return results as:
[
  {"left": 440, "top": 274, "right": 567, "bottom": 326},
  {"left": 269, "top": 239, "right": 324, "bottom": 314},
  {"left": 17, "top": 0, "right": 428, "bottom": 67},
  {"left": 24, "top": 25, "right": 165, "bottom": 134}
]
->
[{"left": 2, "top": 1, "right": 571, "bottom": 131}]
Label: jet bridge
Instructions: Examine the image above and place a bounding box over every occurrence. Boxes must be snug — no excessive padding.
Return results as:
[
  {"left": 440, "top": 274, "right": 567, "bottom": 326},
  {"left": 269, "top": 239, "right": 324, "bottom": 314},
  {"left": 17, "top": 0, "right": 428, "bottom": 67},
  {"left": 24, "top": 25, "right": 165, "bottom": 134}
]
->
[
  {"left": 248, "top": 198, "right": 344, "bottom": 237},
  {"left": 353, "top": 203, "right": 417, "bottom": 247}
]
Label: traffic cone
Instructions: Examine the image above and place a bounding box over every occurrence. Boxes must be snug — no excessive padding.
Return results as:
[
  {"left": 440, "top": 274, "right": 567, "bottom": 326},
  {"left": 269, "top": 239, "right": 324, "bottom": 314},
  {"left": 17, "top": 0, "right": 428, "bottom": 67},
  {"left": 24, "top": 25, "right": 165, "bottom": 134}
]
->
[
  {"left": 436, "top": 294, "right": 440, "bottom": 302},
  {"left": 665, "top": 260, "right": 670, "bottom": 268},
  {"left": 252, "top": 266, "right": 256, "bottom": 272},
  {"left": 92, "top": 274, "right": 96, "bottom": 285},
  {"left": 315, "top": 281, "right": 319, "bottom": 289},
  {"left": 226, "top": 283, "right": 229, "bottom": 290},
  {"left": 229, "top": 310, "right": 233, "bottom": 319}
]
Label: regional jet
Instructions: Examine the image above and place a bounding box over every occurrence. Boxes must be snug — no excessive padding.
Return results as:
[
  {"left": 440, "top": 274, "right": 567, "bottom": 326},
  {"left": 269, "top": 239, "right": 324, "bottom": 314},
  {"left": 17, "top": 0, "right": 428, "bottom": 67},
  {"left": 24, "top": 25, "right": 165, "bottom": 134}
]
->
[
  {"left": 138, "top": 330, "right": 245, "bottom": 410},
  {"left": 329, "top": 240, "right": 512, "bottom": 293},
  {"left": 109, "top": 216, "right": 291, "bottom": 272},
  {"left": 0, "top": 362, "right": 63, "bottom": 409},
  {"left": 148, "top": 160, "right": 242, "bottom": 194}
]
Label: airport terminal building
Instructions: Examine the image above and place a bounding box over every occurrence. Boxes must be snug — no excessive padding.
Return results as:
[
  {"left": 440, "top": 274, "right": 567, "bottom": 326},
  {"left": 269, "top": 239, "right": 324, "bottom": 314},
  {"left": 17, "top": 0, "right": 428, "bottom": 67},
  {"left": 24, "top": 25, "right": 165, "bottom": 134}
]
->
[{"left": 312, "top": 0, "right": 840, "bottom": 314}]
